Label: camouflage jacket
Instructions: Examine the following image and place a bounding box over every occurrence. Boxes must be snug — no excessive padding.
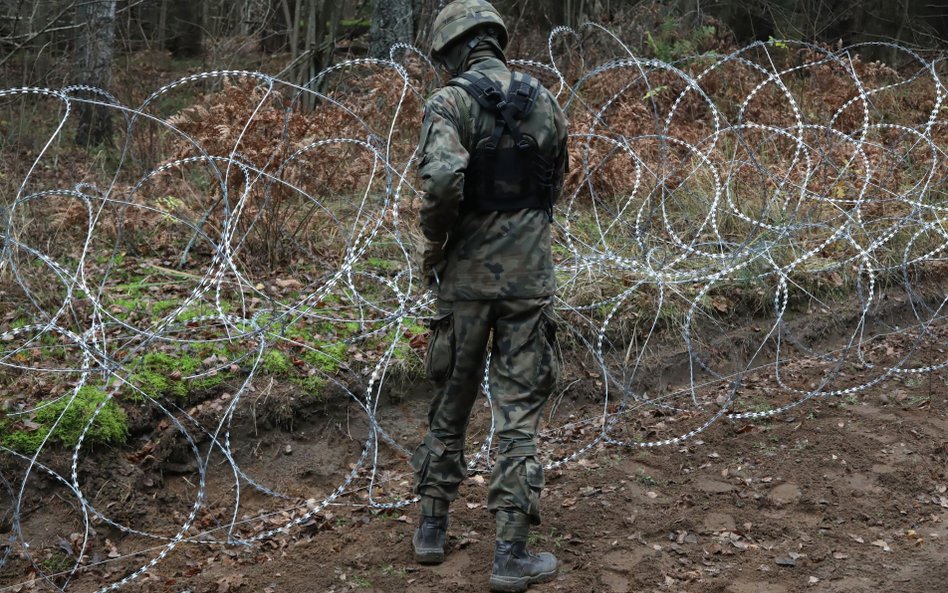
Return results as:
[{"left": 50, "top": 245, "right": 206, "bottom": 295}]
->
[{"left": 418, "top": 56, "right": 569, "bottom": 301}]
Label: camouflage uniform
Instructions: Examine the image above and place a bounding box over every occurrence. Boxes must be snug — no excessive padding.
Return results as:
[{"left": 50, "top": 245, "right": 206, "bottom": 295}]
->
[{"left": 411, "top": 52, "right": 569, "bottom": 541}]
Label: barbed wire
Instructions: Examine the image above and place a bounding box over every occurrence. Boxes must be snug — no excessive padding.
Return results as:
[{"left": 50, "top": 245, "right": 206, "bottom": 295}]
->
[{"left": 1, "top": 25, "right": 947, "bottom": 591}]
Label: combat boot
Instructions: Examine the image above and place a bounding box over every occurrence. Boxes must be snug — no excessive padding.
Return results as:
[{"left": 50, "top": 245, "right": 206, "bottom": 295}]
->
[
  {"left": 489, "top": 540, "right": 558, "bottom": 592},
  {"left": 412, "top": 514, "right": 448, "bottom": 564}
]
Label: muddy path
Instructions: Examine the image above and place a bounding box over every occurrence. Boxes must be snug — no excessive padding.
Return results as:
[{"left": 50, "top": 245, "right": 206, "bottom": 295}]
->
[{"left": 2, "top": 289, "right": 948, "bottom": 593}]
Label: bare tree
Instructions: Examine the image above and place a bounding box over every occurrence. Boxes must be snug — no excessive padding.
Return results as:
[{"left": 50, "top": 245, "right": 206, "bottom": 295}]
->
[
  {"left": 275, "top": 0, "right": 341, "bottom": 108},
  {"left": 554, "top": 0, "right": 588, "bottom": 27},
  {"left": 75, "top": 0, "right": 117, "bottom": 146}
]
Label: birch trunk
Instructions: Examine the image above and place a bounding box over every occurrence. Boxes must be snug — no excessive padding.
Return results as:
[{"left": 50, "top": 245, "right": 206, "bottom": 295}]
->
[{"left": 75, "top": 0, "right": 116, "bottom": 146}]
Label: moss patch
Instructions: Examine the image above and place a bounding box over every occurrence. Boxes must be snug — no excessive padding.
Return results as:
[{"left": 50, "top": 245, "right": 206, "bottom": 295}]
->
[
  {"left": 263, "top": 350, "right": 291, "bottom": 374},
  {"left": 1, "top": 386, "right": 127, "bottom": 454},
  {"left": 129, "top": 351, "right": 201, "bottom": 399}
]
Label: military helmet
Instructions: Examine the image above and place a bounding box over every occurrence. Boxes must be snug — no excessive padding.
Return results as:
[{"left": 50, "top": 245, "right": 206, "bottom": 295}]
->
[{"left": 430, "top": 0, "right": 509, "bottom": 57}]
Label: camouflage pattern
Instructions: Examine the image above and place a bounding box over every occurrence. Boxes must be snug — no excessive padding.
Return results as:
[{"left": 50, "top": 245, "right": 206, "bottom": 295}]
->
[
  {"left": 417, "top": 56, "right": 569, "bottom": 300},
  {"left": 413, "top": 20, "right": 568, "bottom": 543},
  {"left": 430, "top": 0, "right": 509, "bottom": 55},
  {"left": 411, "top": 297, "right": 559, "bottom": 541}
]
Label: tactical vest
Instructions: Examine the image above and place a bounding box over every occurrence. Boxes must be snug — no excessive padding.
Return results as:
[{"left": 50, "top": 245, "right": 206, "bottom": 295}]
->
[{"left": 448, "top": 71, "right": 557, "bottom": 218}]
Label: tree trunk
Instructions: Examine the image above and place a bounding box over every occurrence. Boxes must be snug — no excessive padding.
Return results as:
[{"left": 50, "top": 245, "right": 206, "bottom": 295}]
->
[
  {"left": 75, "top": 0, "right": 117, "bottom": 147},
  {"left": 553, "top": 0, "right": 587, "bottom": 27},
  {"left": 369, "top": 0, "right": 414, "bottom": 59},
  {"left": 167, "top": 0, "right": 203, "bottom": 57},
  {"left": 157, "top": 0, "right": 169, "bottom": 49},
  {"left": 413, "top": 0, "right": 445, "bottom": 48}
]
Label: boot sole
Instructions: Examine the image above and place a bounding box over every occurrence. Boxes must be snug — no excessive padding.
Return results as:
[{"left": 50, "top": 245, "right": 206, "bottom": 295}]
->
[
  {"left": 414, "top": 547, "right": 445, "bottom": 565},
  {"left": 489, "top": 567, "right": 558, "bottom": 592},
  {"left": 412, "top": 532, "right": 445, "bottom": 565}
]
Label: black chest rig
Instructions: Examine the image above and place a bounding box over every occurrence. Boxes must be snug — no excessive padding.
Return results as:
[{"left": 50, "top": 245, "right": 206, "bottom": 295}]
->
[{"left": 448, "top": 71, "right": 556, "bottom": 218}]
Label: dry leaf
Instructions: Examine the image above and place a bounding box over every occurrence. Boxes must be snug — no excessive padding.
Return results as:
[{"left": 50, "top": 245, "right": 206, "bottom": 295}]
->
[
  {"left": 275, "top": 278, "right": 302, "bottom": 290},
  {"left": 216, "top": 573, "right": 244, "bottom": 593}
]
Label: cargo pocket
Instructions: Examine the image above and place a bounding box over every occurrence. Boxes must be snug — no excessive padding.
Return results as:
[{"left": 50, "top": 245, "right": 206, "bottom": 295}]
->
[
  {"left": 424, "top": 311, "right": 455, "bottom": 383},
  {"left": 410, "top": 436, "right": 465, "bottom": 500}
]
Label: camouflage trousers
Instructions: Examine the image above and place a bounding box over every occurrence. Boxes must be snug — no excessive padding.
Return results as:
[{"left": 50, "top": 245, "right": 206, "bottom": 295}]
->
[{"left": 411, "top": 297, "right": 558, "bottom": 541}]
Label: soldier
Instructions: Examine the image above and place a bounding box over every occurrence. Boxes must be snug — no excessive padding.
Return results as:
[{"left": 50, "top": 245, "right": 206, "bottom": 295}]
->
[{"left": 410, "top": 1, "right": 569, "bottom": 591}]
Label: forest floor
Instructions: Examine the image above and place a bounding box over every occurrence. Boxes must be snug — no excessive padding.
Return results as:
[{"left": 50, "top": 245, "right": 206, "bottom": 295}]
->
[
  {"left": 2, "top": 308, "right": 947, "bottom": 593},
  {"left": 3, "top": 40, "right": 948, "bottom": 593}
]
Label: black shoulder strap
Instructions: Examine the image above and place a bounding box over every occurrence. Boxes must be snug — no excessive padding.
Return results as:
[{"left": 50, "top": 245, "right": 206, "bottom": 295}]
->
[
  {"left": 450, "top": 72, "right": 506, "bottom": 151},
  {"left": 505, "top": 72, "right": 540, "bottom": 121},
  {"left": 449, "top": 71, "right": 504, "bottom": 111},
  {"left": 448, "top": 71, "right": 541, "bottom": 151},
  {"left": 497, "top": 72, "right": 540, "bottom": 150}
]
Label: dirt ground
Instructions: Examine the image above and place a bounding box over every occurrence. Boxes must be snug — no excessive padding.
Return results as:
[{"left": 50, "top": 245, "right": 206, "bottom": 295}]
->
[{"left": 2, "top": 334, "right": 947, "bottom": 593}]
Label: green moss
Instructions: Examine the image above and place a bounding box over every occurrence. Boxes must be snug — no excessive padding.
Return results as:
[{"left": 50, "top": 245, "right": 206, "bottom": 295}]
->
[
  {"left": 129, "top": 352, "right": 201, "bottom": 399},
  {"left": 113, "top": 275, "right": 149, "bottom": 298},
  {"left": 365, "top": 257, "right": 400, "bottom": 272},
  {"left": 302, "top": 341, "right": 347, "bottom": 375},
  {"left": 1, "top": 386, "right": 127, "bottom": 453},
  {"left": 190, "top": 373, "right": 225, "bottom": 392},
  {"left": 113, "top": 298, "right": 142, "bottom": 319},
  {"left": 40, "top": 551, "right": 73, "bottom": 574},
  {"left": 290, "top": 375, "right": 327, "bottom": 399},
  {"left": 145, "top": 352, "right": 200, "bottom": 375},
  {"left": 130, "top": 369, "right": 177, "bottom": 399},
  {"left": 151, "top": 299, "right": 178, "bottom": 317},
  {"left": 263, "top": 350, "right": 290, "bottom": 374},
  {"left": 176, "top": 301, "right": 232, "bottom": 322}
]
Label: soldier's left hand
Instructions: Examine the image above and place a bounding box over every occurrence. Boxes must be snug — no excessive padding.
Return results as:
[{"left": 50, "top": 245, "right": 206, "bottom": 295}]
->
[{"left": 422, "top": 237, "right": 447, "bottom": 286}]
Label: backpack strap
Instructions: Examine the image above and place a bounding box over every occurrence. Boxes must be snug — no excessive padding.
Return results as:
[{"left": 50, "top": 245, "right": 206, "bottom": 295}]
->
[
  {"left": 448, "top": 71, "right": 541, "bottom": 151},
  {"left": 450, "top": 72, "right": 506, "bottom": 151}
]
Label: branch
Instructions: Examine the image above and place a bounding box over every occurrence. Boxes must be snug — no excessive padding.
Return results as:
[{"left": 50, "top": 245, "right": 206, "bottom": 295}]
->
[{"left": 0, "top": 0, "right": 79, "bottom": 68}]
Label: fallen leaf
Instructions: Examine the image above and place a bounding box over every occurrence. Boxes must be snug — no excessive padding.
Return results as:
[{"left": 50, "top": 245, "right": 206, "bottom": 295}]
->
[
  {"left": 217, "top": 573, "right": 244, "bottom": 593},
  {"left": 275, "top": 278, "right": 302, "bottom": 290},
  {"left": 870, "top": 539, "right": 891, "bottom": 552}
]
